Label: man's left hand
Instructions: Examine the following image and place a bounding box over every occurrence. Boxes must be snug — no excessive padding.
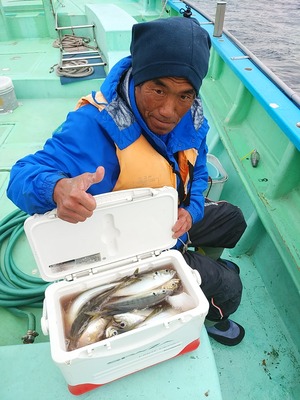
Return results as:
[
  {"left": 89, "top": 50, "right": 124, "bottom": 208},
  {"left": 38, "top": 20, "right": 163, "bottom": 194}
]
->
[{"left": 172, "top": 208, "right": 192, "bottom": 238}]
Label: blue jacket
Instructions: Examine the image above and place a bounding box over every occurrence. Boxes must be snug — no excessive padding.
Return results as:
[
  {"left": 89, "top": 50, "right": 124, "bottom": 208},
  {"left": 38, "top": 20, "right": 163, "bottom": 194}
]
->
[{"left": 7, "top": 56, "right": 209, "bottom": 239}]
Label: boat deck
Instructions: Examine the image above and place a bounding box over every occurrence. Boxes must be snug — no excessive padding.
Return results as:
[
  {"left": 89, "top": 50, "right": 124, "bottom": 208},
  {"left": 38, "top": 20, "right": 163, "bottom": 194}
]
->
[
  {"left": 1, "top": 96, "right": 299, "bottom": 400},
  {"left": 1, "top": 1, "right": 300, "bottom": 399},
  {"left": 1, "top": 327, "right": 222, "bottom": 400}
]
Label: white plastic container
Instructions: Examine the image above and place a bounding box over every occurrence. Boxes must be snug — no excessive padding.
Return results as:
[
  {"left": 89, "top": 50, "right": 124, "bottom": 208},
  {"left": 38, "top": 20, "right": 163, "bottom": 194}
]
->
[
  {"left": 0, "top": 76, "right": 18, "bottom": 113},
  {"left": 204, "top": 154, "right": 228, "bottom": 200},
  {"left": 24, "top": 187, "right": 209, "bottom": 396}
]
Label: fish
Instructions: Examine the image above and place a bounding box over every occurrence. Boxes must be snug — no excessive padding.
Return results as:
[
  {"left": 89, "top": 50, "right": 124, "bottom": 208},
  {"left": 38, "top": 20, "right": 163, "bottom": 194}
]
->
[
  {"left": 103, "top": 278, "right": 181, "bottom": 314},
  {"left": 66, "top": 269, "right": 181, "bottom": 350},
  {"left": 113, "top": 268, "right": 177, "bottom": 297},
  {"left": 105, "top": 325, "right": 119, "bottom": 338},
  {"left": 71, "top": 315, "right": 110, "bottom": 350},
  {"left": 68, "top": 270, "right": 140, "bottom": 346},
  {"left": 139, "top": 304, "right": 180, "bottom": 327},
  {"left": 65, "top": 268, "right": 177, "bottom": 330},
  {"left": 105, "top": 307, "right": 161, "bottom": 338},
  {"left": 64, "top": 282, "right": 118, "bottom": 331}
]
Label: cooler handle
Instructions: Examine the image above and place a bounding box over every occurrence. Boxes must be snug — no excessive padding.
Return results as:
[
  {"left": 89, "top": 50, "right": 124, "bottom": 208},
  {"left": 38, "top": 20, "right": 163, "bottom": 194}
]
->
[
  {"left": 95, "top": 187, "right": 159, "bottom": 208},
  {"left": 190, "top": 268, "right": 202, "bottom": 285},
  {"left": 41, "top": 299, "right": 49, "bottom": 335}
]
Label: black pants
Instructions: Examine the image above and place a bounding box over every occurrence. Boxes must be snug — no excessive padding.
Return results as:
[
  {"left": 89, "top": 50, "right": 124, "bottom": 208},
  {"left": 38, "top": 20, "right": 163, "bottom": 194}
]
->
[{"left": 182, "top": 199, "right": 247, "bottom": 321}]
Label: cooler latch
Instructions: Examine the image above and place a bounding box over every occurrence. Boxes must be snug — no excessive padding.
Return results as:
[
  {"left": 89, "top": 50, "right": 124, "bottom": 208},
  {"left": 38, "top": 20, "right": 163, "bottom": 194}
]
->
[
  {"left": 137, "top": 250, "right": 161, "bottom": 261},
  {"left": 65, "top": 268, "right": 93, "bottom": 281}
]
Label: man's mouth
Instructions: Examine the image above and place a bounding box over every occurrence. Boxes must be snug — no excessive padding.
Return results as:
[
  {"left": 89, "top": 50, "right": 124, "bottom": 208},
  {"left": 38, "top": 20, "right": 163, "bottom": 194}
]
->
[{"left": 150, "top": 116, "right": 175, "bottom": 132}]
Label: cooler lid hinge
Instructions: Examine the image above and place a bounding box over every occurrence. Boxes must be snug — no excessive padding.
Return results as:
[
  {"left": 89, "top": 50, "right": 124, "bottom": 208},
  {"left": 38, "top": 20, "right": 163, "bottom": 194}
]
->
[{"left": 137, "top": 251, "right": 160, "bottom": 261}]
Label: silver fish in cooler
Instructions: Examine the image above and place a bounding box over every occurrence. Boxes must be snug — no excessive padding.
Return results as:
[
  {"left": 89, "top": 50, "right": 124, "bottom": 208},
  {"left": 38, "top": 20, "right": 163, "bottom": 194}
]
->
[
  {"left": 113, "top": 268, "right": 177, "bottom": 297},
  {"left": 71, "top": 315, "right": 111, "bottom": 350},
  {"left": 105, "top": 307, "right": 159, "bottom": 338},
  {"left": 64, "top": 269, "right": 181, "bottom": 351},
  {"left": 64, "top": 282, "right": 117, "bottom": 331},
  {"left": 67, "top": 271, "right": 139, "bottom": 348},
  {"left": 102, "top": 278, "right": 181, "bottom": 313}
]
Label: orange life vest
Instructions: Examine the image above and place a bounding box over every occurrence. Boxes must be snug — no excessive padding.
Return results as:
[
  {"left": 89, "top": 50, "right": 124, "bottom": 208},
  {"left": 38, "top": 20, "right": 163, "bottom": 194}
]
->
[{"left": 75, "top": 92, "right": 198, "bottom": 204}]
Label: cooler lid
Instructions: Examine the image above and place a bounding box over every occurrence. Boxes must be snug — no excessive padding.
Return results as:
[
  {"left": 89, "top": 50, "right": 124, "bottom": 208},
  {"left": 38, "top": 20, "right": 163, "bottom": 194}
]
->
[{"left": 24, "top": 187, "right": 178, "bottom": 282}]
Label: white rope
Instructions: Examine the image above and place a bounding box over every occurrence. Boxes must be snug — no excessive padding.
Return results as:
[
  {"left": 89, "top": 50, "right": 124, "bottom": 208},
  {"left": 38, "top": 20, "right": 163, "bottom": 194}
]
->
[
  {"left": 53, "top": 35, "right": 97, "bottom": 78},
  {"left": 52, "top": 34, "right": 97, "bottom": 51},
  {"left": 55, "top": 60, "right": 94, "bottom": 78}
]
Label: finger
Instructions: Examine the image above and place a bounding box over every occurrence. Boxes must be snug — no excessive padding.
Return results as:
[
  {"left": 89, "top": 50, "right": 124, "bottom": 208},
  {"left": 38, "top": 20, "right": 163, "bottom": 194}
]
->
[
  {"left": 84, "top": 166, "right": 105, "bottom": 191},
  {"left": 172, "top": 226, "right": 187, "bottom": 239},
  {"left": 57, "top": 202, "right": 94, "bottom": 223},
  {"left": 172, "top": 221, "right": 186, "bottom": 238},
  {"left": 172, "top": 214, "right": 191, "bottom": 238},
  {"left": 172, "top": 214, "right": 186, "bottom": 233},
  {"left": 94, "top": 166, "right": 105, "bottom": 182},
  {"left": 78, "top": 167, "right": 105, "bottom": 211}
]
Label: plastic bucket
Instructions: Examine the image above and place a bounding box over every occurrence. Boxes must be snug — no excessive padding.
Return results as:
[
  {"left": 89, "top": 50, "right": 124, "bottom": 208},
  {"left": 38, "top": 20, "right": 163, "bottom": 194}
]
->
[
  {"left": 204, "top": 154, "right": 228, "bottom": 200},
  {"left": 0, "top": 76, "right": 18, "bottom": 113}
]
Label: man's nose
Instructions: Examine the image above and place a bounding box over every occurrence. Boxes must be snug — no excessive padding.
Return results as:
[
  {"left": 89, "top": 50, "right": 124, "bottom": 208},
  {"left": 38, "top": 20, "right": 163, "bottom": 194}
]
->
[{"left": 158, "top": 95, "right": 177, "bottom": 117}]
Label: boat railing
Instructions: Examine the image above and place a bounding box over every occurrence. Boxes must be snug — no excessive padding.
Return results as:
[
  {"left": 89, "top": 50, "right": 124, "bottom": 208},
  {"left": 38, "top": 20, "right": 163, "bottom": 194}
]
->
[
  {"left": 184, "top": 0, "right": 300, "bottom": 107},
  {"left": 169, "top": 2, "right": 300, "bottom": 348}
]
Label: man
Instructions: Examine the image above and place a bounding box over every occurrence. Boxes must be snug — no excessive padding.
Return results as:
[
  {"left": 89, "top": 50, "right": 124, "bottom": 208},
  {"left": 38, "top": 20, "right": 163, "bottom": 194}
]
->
[{"left": 7, "top": 16, "right": 246, "bottom": 345}]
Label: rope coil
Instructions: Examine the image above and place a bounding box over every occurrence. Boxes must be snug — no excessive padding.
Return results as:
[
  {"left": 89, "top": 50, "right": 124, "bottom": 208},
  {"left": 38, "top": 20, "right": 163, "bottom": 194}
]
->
[
  {"left": 53, "top": 34, "right": 97, "bottom": 78},
  {"left": 55, "top": 59, "right": 94, "bottom": 78},
  {"left": 52, "top": 34, "right": 97, "bottom": 51}
]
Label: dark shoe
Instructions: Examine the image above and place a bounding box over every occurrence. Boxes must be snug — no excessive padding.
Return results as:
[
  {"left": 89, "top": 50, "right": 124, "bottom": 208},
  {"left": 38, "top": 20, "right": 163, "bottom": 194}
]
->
[{"left": 206, "top": 319, "right": 245, "bottom": 346}]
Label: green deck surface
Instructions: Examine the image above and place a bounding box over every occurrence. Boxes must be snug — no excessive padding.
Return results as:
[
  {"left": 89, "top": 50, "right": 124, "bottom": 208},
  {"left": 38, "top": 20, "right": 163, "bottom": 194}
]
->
[
  {"left": 1, "top": 99, "right": 299, "bottom": 400},
  {"left": 1, "top": 1, "right": 299, "bottom": 399},
  {"left": 0, "top": 38, "right": 106, "bottom": 98},
  {"left": 0, "top": 329, "right": 222, "bottom": 400}
]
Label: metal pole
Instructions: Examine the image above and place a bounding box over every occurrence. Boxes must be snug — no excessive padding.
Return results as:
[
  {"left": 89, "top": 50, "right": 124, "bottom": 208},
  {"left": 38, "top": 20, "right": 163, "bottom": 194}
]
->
[{"left": 213, "top": 1, "right": 226, "bottom": 37}]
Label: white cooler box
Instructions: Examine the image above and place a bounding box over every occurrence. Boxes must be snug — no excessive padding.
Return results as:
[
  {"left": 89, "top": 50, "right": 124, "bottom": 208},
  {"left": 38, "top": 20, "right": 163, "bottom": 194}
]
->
[{"left": 24, "top": 187, "right": 209, "bottom": 396}]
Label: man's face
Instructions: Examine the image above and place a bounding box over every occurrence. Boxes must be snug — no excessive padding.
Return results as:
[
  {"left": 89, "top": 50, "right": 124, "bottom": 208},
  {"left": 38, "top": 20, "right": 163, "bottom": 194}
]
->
[{"left": 134, "top": 77, "right": 196, "bottom": 135}]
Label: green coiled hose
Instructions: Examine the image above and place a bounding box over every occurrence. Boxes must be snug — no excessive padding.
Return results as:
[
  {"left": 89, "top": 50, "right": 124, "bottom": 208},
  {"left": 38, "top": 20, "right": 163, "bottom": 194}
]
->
[{"left": 0, "top": 209, "right": 49, "bottom": 343}]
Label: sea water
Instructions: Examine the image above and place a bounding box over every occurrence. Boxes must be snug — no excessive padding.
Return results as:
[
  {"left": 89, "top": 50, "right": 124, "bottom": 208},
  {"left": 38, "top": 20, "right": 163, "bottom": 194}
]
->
[{"left": 194, "top": 0, "right": 300, "bottom": 95}]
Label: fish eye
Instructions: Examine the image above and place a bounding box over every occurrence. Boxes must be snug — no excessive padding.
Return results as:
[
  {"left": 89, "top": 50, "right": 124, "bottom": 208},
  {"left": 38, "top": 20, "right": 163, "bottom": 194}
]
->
[
  {"left": 119, "top": 322, "right": 126, "bottom": 328},
  {"left": 107, "top": 327, "right": 118, "bottom": 337}
]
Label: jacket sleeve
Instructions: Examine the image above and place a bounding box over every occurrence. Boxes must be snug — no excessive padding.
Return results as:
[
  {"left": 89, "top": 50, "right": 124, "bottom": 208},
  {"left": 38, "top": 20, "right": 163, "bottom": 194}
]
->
[
  {"left": 182, "top": 118, "right": 209, "bottom": 224},
  {"left": 172, "top": 119, "right": 209, "bottom": 251},
  {"left": 6, "top": 105, "right": 116, "bottom": 215}
]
